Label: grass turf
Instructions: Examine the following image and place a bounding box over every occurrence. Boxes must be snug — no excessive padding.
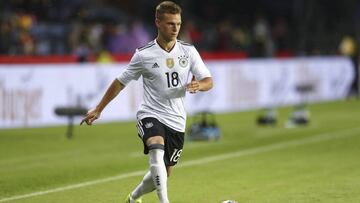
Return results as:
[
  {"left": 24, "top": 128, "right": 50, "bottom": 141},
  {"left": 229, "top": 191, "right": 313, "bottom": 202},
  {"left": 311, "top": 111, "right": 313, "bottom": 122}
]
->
[{"left": 0, "top": 99, "right": 359, "bottom": 203}]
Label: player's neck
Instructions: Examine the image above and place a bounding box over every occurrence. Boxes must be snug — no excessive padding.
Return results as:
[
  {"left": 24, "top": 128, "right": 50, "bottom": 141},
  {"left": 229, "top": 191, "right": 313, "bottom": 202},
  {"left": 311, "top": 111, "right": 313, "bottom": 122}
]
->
[{"left": 156, "top": 37, "right": 176, "bottom": 52}]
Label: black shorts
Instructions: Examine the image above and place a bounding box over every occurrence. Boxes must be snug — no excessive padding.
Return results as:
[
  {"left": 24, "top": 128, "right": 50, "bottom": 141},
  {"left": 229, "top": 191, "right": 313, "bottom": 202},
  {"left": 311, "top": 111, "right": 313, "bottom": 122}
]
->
[{"left": 136, "top": 117, "right": 184, "bottom": 166}]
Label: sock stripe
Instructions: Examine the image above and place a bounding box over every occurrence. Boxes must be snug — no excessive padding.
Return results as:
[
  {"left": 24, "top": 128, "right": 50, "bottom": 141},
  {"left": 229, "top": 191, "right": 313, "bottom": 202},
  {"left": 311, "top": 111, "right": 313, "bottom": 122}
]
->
[
  {"left": 148, "top": 144, "right": 164, "bottom": 151},
  {"left": 155, "top": 175, "right": 161, "bottom": 186}
]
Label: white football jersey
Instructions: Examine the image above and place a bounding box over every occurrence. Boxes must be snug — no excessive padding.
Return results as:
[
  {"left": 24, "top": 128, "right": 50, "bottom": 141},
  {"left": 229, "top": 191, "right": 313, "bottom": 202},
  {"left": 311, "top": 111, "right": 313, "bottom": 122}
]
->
[{"left": 117, "top": 39, "right": 211, "bottom": 132}]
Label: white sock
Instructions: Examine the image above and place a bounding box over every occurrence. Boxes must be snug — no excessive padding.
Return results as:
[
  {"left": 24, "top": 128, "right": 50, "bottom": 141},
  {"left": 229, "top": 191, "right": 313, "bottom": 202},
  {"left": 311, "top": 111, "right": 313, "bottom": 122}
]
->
[
  {"left": 130, "top": 171, "right": 156, "bottom": 199},
  {"left": 149, "top": 147, "right": 169, "bottom": 203}
]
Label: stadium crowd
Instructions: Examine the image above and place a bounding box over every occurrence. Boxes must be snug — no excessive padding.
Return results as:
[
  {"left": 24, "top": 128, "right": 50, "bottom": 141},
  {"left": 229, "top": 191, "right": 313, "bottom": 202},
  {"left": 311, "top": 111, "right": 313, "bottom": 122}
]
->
[{"left": 1, "top": 0, "right": 360, "bottom": 58}]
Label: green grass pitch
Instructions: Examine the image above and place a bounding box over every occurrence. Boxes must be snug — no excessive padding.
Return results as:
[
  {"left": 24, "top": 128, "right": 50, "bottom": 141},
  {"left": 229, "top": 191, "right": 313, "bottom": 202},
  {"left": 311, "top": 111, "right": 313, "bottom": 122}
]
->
[{"left": 0, "top": 99, "right": 360, "bottom": 203}]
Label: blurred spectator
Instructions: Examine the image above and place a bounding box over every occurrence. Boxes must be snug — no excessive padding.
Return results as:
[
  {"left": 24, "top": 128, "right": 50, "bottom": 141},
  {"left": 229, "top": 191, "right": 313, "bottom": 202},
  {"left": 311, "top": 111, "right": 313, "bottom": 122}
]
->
[
  {"left": 96, "top": 50, "right": 113, "bottom": 63},
  {"left": 88, "top": 23, "right": 105, "bottom": 52},
  {"left": 127, "top": 20, "right": 151, "bottom": 52},
  {"left": 0, "top": 20, "right": 15, "bottom": 54},
  {"left": 339, "top": 35, "right": 358, "bottom": 95},
  {"left": 0, "top": 0, "right": 359, "bottom": 58},
  {"left": 214, "top": 19, "right": 233, "bottom": 51},
  {"left": 72, "top": 24, "right": 91, "bottom": 62},
  {"left": 106, "top": 23, "right": 131, "bottom": 53},
  {"left": 19, "top": 30, "right": 35, "bottom": 55},
  {"left": 16, "top": 13, "right": 36, "bottom": 55},
  {"left": 272, "top": 17, "right": 290, "bottom": 52},
  {"left": 231, "top": 26, "right": 252, "bottom": 52},
  {"left": 339, "top": 35, "right": 357, "bottom": 57},
  {"left": 250, "top": 15, "right": 274, "bottom": 57}
]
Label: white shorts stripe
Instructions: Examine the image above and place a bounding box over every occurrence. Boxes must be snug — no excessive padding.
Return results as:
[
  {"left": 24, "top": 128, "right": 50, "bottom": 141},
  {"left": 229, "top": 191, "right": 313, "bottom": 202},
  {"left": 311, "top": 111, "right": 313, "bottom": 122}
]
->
[{"left": 136, "top": 121, "right": 144, "bottom": 138}]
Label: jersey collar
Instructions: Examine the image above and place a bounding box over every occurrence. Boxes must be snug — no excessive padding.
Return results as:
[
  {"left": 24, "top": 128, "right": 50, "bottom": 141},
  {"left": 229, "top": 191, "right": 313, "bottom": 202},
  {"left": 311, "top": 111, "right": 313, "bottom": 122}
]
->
[{"left": 155, "top": 39, "right": 177, "bottom": 53}]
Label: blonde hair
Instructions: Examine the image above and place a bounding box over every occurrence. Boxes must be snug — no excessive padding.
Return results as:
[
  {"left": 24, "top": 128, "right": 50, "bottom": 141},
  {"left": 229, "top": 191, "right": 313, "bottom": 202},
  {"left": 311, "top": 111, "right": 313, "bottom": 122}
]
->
[{"left": 155, "top": 1, "right": 182, "bottom": 20}]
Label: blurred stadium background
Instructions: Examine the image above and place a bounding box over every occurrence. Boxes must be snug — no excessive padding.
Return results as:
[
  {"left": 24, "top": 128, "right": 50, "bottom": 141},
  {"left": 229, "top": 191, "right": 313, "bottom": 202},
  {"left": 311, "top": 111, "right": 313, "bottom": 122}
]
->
[
  {"left": 1, "top": 0, "right": 360, "bottom": 203},
  {"left": 1, "top": 0, "right": 360, "bottom": 59}
]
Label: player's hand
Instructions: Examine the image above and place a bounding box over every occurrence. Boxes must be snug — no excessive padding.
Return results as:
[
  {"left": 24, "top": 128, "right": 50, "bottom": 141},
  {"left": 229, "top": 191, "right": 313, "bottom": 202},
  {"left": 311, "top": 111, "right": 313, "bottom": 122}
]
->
[
  {"left": 80, "top": 108, "right": 101, "bottom": 126},
  {"left": 186, "top": 76, "right": 200, "bottom": 94}
]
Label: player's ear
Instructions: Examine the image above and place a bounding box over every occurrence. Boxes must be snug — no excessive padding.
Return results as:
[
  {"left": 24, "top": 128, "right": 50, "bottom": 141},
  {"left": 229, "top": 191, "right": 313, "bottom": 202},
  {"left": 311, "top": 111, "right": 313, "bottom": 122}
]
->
[{"left": 155, "top": 18, "right": 160, "bottom": 28}]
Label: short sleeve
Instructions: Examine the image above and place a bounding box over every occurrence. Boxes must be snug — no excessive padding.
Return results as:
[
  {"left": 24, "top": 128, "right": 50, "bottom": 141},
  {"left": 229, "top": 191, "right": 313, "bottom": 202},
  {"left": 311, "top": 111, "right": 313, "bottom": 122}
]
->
[
  {"left": 190, "top": 47, "right": 211, "bottom": 80},
  {"left": 117, "top": 50, "right": 143, "bottom": 86}
]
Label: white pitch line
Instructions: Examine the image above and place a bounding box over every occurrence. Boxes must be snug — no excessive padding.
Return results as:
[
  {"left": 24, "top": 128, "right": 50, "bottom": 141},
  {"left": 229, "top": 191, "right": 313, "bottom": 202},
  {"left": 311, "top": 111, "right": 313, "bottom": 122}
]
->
[
  {"left": 0, "top": 171, "right": 146, "bottom": 203},
  {"left": 1, "top": 127, "right": 359, "bottom": 202},
  {"left": 180, "top": 126, "right": 360, "bottom": 167}
]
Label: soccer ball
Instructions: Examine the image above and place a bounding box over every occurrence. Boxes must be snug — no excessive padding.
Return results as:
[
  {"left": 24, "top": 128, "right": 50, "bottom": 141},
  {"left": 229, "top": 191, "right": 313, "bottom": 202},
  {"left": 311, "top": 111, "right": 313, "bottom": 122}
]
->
[{"left": 222, "top": 200, "right": 238, "bottom": 203}]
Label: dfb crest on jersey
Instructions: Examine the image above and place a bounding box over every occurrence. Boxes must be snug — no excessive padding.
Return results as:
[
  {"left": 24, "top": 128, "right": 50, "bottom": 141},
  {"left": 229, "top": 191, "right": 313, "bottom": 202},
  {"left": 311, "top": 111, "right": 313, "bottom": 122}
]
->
[
  {"left": 166, "top": 58, "right": 174, "bottom": 69},
  {"left": 178, "top": 55, "right": 189, "bottom": 67}
]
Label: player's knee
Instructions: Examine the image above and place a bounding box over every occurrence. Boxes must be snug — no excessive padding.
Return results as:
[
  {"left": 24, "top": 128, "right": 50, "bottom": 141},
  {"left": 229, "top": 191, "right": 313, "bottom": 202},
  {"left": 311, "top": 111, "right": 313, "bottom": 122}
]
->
[{"left": 146, "top": 135, "right": 164, "bottom": 146}]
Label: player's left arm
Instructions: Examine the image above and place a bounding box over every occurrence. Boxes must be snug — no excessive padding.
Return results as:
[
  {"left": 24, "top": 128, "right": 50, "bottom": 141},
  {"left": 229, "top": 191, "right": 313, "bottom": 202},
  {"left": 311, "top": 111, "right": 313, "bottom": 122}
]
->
[
  {"left": 187, "top": 46, "right": 213, "bottom": 93},
  {"left": 186, "top": 76, "right": 213, "bottom": 93}
]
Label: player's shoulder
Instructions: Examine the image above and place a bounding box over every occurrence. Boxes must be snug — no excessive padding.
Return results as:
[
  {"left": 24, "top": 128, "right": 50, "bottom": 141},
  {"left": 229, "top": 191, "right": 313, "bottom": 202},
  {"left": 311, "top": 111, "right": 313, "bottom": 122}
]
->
[
  {"left": 177, "top": 40, "right": 194, "bottom": 47},
  {"left": 137, "top": 40, "right": 156, "bottom": 52},
  {"left": 177, "top": 40, "right": 198, "bottom": 55}
]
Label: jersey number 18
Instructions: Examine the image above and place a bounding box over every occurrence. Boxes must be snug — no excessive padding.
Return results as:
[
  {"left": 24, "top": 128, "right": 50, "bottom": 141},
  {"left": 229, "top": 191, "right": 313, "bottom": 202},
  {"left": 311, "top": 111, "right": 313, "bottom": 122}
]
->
[{"left": 165, "top": 72, "right": 179, "bottom": 88}]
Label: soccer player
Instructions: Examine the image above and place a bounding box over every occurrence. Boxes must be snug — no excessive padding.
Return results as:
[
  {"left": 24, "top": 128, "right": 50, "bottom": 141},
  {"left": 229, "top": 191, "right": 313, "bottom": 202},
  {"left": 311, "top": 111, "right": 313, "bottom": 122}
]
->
[{"left": 80, "top": 1, "right": 213, "bottom": 203}]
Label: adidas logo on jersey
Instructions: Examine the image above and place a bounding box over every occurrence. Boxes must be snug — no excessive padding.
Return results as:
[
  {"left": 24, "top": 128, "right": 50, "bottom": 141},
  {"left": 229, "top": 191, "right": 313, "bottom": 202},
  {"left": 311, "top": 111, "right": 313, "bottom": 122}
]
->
[{"left": 152, "top": 63, "right": 159, "bottom": 68}]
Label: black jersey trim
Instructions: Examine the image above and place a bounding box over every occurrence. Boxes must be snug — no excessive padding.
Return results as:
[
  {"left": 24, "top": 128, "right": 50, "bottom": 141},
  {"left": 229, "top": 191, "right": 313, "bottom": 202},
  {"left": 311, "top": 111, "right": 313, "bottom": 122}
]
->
[
  {"left": 138, "top": 41, "right": 156, "bottom": 51},
  {"left": 177, "top": 40, "right": 193, "bottom": 46}
]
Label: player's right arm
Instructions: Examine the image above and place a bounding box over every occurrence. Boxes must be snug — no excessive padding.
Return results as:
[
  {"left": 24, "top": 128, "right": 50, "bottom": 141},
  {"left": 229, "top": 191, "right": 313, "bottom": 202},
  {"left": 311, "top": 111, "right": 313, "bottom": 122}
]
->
[
  {"left": 81, "top": 50, "right": 143, "bottom": 126},
  {"left": 80, "top": 79, "right": 125, "bottom": 125}
]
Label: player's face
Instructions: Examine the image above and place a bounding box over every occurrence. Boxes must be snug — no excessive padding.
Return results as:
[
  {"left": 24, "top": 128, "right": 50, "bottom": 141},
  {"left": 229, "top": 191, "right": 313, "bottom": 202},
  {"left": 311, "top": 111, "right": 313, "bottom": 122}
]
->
[{"left": 156, "top": 13, "right": 181, "bottom": 42}]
